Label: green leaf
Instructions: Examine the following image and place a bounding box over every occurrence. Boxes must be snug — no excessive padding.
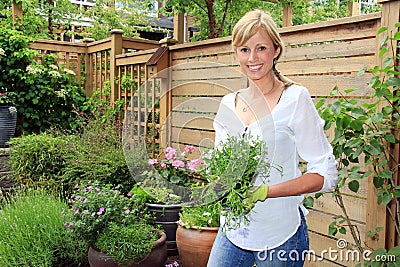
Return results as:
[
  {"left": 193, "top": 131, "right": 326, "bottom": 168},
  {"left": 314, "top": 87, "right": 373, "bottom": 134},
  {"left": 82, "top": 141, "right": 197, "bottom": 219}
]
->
[
  {"left": 373, "top": 176, "right": 384, "bottom": 188},
  {"left": 384, "top": 132, "right": 397, "bottom": 143},
  {"left": 378, "top": 47, "right": 388, "bottom": 58},
  {"left": 303, "top": 196, "right": 314, "bottom": 208},
  {"left": 379, "top": 169, "right": 393, "bottom": 179},
  {"left": 377, "top": 26, "right": 388, "bottom": 35},
  {"left": 365, "top": 139, "right": 382, "bottom": 155},
  {"left": 339, "top": 227, "right": 346, "bottom": 235},
  {"left": 388, "top": 246, "right": 400, "bottom": 256},
  {"left": 348, "top": 180, "right": 360, "bottom": 193}
]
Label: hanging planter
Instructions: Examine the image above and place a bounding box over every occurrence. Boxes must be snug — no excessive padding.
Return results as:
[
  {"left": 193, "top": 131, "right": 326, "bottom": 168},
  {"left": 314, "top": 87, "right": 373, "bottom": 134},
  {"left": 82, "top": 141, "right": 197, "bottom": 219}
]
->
[{"left": 0, "top": 106, "right": 17, "bottom": 148}]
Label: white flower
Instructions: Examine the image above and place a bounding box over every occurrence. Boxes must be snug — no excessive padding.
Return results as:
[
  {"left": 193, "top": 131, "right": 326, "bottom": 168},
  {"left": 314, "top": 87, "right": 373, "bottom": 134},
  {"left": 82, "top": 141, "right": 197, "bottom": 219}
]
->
[
  {"left": 8, "top": 106, "right": 17, "bottom": 114},
  {"left": 26, "top": 65, "right": 44, "bottom": 75},
  {"left": 202, "top": 212, "right": 211, "bottom": 217},
  {"left": 49, "top": 64, "right": 58, "bottom": 70},
  {"left": 0, "top": 48, "right": 5, "bottom": 57},
  {"left": 48, "top": 70, "right": 61, "bottom": 78},
  {"left": 63, "top": 68, "right": 76, "bottom": 75},
  {"left": 55, "top": 89, "right": 67, "bottom": 99}
]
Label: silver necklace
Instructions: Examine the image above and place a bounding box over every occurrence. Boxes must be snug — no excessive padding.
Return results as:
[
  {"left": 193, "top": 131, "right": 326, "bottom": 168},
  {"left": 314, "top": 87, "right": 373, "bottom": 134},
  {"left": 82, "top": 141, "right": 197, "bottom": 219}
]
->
[{"left": 242, "top": 79, "right": 277, "bottom": 112}]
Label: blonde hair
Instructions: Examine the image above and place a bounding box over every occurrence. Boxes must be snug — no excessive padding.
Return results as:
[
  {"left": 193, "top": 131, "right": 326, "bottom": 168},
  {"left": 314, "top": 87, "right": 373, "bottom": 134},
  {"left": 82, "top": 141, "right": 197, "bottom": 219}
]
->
[{"left": 232, "top": 9, "right": 296, "bottom": 87}]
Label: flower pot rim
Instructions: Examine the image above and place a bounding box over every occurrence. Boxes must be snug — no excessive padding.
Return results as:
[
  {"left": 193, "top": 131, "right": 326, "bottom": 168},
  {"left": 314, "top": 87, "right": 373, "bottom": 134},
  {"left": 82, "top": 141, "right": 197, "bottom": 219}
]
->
[
  {"left": 177, "top": 220, "right": 220, "bottom": 231},
  {"left": 90, "top": 228, "right": 167, "bottom": 266},
  {"left": 147, "top": 203, "right": 183, "bottom": 208}
]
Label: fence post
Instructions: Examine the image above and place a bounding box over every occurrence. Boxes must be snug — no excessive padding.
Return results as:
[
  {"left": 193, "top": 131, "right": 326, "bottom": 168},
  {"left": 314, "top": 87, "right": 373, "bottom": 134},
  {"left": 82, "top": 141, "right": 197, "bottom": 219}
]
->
[
  {"left": 110, "top": 29, "right": 124, "bottom": 107},
  {"left": 157, "top": 38, "right": 176, "bottom": 149},
  {"left": 82, "top": 38, "right": 95, "bottom": 98},
  {"left": 366, "top": 0, "right": 400, "bottom": 251},
  {"left": 12, "top": 1, "right": 22, "bottom": 21}
]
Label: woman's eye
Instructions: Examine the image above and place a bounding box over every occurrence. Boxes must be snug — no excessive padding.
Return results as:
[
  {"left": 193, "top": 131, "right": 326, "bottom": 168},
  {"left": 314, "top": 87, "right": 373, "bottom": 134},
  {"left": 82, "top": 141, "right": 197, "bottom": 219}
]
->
[
  {"left": 240, "top": 48, "right": 249, "bottom": 53},
  {"left": 258, "top": 46, "right": 267, "bottom": 51}
]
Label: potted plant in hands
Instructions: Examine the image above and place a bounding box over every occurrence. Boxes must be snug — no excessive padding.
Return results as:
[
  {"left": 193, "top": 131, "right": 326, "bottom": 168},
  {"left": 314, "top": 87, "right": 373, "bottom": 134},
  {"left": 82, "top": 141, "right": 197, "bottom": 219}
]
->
[
  {"left": 0, "top": 90, "right": 17, "bottom": 148},
  {"left": 175, "top": 134, "right": 280, "bottom": 267},
  {"left": 63, "top": 180, "right": 167, "bottom": 267}
]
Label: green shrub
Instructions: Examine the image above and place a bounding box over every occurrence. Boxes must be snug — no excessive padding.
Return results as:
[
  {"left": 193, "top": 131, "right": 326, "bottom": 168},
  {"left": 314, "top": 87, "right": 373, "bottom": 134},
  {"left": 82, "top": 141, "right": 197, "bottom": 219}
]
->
[
  {"left": 8, "top": 133, "right": 72, "bottom": 193},
  {"left": 0, "top": 190, "right": 87, "bottom": 266},
  {"left": 63, "top": 115, "right": 144, "bottom": 193}
]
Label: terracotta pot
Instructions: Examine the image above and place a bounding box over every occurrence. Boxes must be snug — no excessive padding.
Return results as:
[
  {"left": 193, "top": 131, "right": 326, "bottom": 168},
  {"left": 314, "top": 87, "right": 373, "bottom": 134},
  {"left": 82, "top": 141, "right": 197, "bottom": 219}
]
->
[
  {"left": 176, "top": 223, "right": 219, "bottom": 267},
  {"left": 87, "top": 230, "right": 167, "bottom": 267}
]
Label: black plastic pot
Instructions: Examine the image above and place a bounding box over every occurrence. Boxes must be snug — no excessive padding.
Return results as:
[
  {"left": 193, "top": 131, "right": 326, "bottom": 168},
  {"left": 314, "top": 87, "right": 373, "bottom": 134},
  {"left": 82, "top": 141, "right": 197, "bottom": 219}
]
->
[{"left": 0, "top": 106, "right": 17, "bottom": 148}]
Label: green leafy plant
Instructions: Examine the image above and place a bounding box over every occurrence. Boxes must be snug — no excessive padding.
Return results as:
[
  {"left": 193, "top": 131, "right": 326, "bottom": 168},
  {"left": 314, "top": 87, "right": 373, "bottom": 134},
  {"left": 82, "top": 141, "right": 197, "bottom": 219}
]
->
[
  {"left": 64, "top": 180, "right": 155, "bottom": 247},
  {"left": 0, "top": 91, "right": 16, "bottom": 107},
  {"left": 198, "top": 134, "right": 281, "bottom": 230},
  {"left": 179, "top": 201, "right": 223, "bottom": 229},
  {"left": 315, "top": 24, "right": 400, "bottom": 266},
  {"left": 7, "top": 133, "right": 71, "bottom": 194},
  {"left": 0, "top": 190, "right": 87, "bottom": 267},
  {"left": 96, "top": 222, "right": 160, "bottom": 265}
]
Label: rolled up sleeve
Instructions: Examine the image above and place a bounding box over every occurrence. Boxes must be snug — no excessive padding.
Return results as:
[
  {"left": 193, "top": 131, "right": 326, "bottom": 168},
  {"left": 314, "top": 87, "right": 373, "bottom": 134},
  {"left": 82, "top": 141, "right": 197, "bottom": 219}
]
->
[{"left": 289, "top": 88, "right": 338, "bottom": 193}]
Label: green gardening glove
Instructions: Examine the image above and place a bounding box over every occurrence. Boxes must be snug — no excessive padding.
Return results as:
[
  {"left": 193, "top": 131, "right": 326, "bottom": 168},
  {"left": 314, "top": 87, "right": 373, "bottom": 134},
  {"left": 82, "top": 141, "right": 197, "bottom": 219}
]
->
[{"left": 245, "top": 184, "right": 269, "bottom": 204}]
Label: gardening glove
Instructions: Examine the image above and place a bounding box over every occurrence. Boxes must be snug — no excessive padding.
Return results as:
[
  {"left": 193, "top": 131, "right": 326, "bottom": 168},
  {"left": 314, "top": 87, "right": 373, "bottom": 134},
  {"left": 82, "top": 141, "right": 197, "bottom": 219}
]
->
[{"left": 245, "top": 184, "right": 269, "bottom": 206}]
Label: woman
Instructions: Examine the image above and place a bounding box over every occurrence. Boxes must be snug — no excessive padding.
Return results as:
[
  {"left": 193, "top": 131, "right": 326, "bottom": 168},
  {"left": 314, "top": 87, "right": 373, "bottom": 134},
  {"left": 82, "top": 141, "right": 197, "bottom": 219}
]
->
[{"left": 207, "top": 9, "right": 338, "bottom": 267}]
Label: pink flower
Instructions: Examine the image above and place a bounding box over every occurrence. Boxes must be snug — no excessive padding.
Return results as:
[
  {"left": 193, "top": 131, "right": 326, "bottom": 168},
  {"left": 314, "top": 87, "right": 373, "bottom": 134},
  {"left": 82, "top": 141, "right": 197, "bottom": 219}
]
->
[
  {"left": 165, "top": 147, "right": 176, "bottom": 160},
  {"left": 97, "top": 207, "right": 105, "bottom": 215},
  {"left": 187, "top": 159, "right": 202, "bottom": 171},
  {"left": 172, "top": 160, "right": 185, "bottom": 168},
  {"left": 127, "top": 192, "right": 132, "bottom": 197},
  {"left": 148, "top": 158, "right": 158, "bottom": 165},
  {"left": 185, "top": 145, "right": 196, "bottom": 153},
  {"left": 125, "top": 209, "right": 130, "bottom": 214},
  {"left": 160, "top": 162, "right": 167, "bottom": 169},
  {"left": 91, "top": 212, "right": 96, "bottom": 216}
]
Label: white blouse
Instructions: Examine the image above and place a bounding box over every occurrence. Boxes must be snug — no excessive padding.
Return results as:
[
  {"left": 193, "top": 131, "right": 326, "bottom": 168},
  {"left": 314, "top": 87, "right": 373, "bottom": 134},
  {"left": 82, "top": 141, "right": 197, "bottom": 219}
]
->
[{"left": 213, "top": 84, "right": 338, "bottom": 251}]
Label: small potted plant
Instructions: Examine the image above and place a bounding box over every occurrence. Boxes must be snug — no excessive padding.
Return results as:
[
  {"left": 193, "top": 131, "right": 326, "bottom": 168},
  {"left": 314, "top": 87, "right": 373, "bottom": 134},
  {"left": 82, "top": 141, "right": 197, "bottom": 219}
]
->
[
  {"left": 176, "top": 201, "right": 222, "bottom": 267},
  {"left": 0, "top": 89, "right": 17, "bottom": 148},
  {"left": 140, "top": 145, "right": 205, "bottom": 255},
  {"left": 63, "top": 180, "right": 167, "bottom": 267}
]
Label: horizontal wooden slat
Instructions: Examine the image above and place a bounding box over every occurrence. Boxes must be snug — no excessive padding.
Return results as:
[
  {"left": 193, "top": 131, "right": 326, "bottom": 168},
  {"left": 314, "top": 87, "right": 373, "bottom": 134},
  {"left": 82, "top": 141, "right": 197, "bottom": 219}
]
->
[
  {"left": 291, "top": 74, "right": 374, "bottom": 97},
  {"left": 280, "top": 13, "right": 380, "bottom": 46},
  {"left": 116, "top": 54, "right": 153, "bottom": 66},
  {"left": 171, "top": 80, "right": 245, "bottom": 96},
  {"left": 29, "top": 40, "right": 86, "bottom": 53},
  {"left": 171, "top": 112, "right": 215, "bottom": 130},
  {"left": 172, "top": 66, "right": 245, "bottom": 81},
  {"left": 170, "top": 127, "right": 215, "bottom": 147},
  {"left": 172, "top": 96, "right": 222, "bottom": 112},
  {"left": 308, "top": 231, "right": 365, "bottom": 266},
  {"left": 172, "top": 53, "right": 237, "bottom": 67},
  {"left": 282, "top": 38, "right": 376, "bottom": 62},
  {"left": 307, "top": 209, "right": 366, "bottom": 244},
  {"left": 280, "top": 55, "right": 375, "bottom": 75},
  {"left": 308, "top": 192, "right": 366, "bottom": 223}
]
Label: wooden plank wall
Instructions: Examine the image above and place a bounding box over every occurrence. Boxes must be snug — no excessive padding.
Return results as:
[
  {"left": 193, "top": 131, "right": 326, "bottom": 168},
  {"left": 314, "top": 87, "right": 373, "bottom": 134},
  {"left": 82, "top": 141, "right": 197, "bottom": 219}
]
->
[{"left": 166, "top": 13, "right": 382, "bottom": 266}]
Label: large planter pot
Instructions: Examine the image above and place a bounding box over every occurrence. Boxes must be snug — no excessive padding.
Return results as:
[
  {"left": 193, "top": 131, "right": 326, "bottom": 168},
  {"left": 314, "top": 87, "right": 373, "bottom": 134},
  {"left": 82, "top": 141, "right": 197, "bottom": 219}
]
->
[
  {"left": 88, "top": 230, "right": 167, "bottom": 267},
  {"left": 146, "top": 203, "right": 182, "bottom": 256},
  {"left": 176, "top": 222, "right": 219, "bottom": 267},
  {"left": 0, "top": 106, "right": 17, "bottom": 148}
]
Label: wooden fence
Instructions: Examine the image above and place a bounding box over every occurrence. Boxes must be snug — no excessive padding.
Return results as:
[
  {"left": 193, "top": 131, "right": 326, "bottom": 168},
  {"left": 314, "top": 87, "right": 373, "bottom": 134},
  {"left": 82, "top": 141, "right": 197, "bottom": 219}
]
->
[{"left": 27, "top": 0, "right": 399, "bottom": 265}]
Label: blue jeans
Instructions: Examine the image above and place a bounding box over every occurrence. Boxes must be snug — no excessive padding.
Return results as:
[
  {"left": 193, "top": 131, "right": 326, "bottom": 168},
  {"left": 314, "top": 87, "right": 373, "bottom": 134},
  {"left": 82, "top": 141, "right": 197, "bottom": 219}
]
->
[{"left": 207, "top": 209, "right": 309, "bottom": 267}]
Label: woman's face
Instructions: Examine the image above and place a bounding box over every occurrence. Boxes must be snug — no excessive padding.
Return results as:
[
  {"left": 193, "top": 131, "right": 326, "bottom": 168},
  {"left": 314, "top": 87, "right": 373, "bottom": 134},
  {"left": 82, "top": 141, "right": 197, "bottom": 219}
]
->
[{"left": 236, "top": 29, "right": 280, "bottom": 83}]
